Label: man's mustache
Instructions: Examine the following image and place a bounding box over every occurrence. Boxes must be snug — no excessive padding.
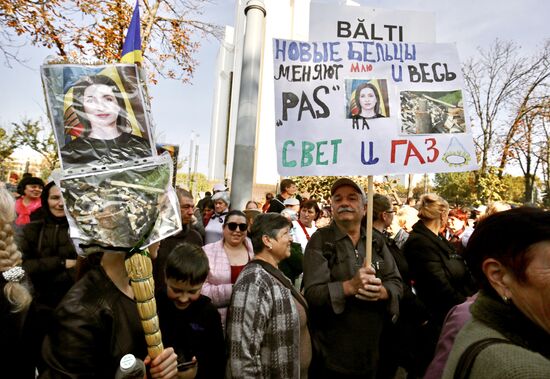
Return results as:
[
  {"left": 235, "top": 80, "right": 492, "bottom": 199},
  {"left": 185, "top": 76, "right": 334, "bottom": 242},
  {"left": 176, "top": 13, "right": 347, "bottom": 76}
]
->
[{"left": 337, "top": 207, "right": 355, "bottom": 214}]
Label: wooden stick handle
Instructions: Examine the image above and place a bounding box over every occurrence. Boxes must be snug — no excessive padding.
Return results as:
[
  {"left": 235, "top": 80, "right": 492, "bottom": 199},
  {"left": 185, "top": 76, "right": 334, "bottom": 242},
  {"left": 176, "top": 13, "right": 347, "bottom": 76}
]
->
[{"left": 365, "top": 176, "right": 374, "bottom": 269}]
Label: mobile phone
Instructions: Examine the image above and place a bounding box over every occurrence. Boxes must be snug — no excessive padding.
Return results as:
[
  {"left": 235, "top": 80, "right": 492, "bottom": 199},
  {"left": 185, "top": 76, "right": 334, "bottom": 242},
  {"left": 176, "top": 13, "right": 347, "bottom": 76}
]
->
[{"left": 177, "top": 360, "right": 196, "bottom": 371}]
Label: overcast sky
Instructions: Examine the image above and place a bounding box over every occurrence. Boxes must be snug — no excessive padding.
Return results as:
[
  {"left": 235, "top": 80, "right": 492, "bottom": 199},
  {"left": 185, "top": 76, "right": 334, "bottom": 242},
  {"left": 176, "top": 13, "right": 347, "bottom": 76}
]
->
[{"left": 1, "top": 0, "right": 547, "bottom": 174}]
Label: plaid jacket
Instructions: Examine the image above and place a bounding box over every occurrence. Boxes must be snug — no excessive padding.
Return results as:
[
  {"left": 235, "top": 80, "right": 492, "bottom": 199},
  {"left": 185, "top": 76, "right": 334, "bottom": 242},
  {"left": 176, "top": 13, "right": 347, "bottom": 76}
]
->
[{"left": 226, "top": 262, "right": 300, "bottom": 378}]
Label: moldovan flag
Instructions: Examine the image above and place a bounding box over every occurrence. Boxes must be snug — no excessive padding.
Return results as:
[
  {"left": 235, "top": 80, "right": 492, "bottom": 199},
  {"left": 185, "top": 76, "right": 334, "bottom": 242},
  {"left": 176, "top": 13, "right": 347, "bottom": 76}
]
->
[{"left": 121, "top": 1, "right": 143, "bottom": 64}]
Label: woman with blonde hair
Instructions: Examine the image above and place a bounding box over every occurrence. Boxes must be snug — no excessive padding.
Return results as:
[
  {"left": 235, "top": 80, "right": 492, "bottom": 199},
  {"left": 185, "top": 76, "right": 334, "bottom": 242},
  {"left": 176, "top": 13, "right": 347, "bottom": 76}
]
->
[
  {"left": 484, "top": 201, "right": 511, "bottom": 218},
  {"left": 0, "top": 188, "right": 36, "bottom": 378},
  {"left": 404, "top": 194, "right": 476, "bottom": 324},
  {"left": 403, "top": 194, "right": 477, "bottom": 375}
]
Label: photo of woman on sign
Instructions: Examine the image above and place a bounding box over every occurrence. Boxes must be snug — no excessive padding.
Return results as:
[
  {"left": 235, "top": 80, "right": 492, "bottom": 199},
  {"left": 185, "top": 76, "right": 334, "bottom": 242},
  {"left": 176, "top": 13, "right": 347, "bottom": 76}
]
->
[
  {"left": 60, "top": 74, "right": 152, "bottom": 168},
  {"left": 355, "top": 82, "right": 383, "bottom": 119},
  {"left": 346, "top": 79, "right": 390, "bottom": 120}
]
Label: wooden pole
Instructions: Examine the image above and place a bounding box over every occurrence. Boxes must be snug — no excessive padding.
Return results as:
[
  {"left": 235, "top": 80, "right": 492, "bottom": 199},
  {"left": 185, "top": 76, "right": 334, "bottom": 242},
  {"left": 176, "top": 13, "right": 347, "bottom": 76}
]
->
[{"left": 365, "top": 175, "right": 374, "bottom": 268}]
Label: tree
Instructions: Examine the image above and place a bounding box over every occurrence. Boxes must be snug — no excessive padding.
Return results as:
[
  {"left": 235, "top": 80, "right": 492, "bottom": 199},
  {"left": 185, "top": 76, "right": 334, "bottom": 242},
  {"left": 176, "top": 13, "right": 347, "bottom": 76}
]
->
[
  {"left": 462, "top": 40, "right": 550, "bottom": 198},
  {"left": 537, "top": 101, "right": 550, "bottom": 206},
  {"left": 292, "top": 176, "right": 340, "bottom": 202},
  {"left": 0, "top": 0, "right": 222, "bottom": 82},
  {"left": 411, "top": 174, "right": 434, "bottom": 200},
  {"left": 0, "top": 125, "right": 20, "bottom": 163},
  {"left": 433, "top": 172, "right": 477, "bottom": 206},
  {"left": 501, "top": 174, "right": 527, "bottom": 205},
  {"left": 11, "top": 118, "right": 59, "bottom": 172},
  {"left": 508, "top": 109, "right": 545, "bottom": 202},
  {"left": 176, "top": 172, "right": 211, "bottom": 194},
  {"left": 476, "top": 167, "right": 508, "bottom": 204},
  {"left": 497, "top": 41, "right": 550, "bottom": 176},
  {"left": 0, "top": 125, "right": 21, "bottom": 181},
  {"left": 292, "top": 175, "right": 403, "bottom": 204}
]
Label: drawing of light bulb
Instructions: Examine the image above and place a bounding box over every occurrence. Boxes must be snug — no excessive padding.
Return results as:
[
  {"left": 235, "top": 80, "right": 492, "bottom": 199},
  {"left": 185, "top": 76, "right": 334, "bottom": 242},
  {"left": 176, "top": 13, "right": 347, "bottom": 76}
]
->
[{"left": 442, "top": 137, "right": 471, "bottom": 167}]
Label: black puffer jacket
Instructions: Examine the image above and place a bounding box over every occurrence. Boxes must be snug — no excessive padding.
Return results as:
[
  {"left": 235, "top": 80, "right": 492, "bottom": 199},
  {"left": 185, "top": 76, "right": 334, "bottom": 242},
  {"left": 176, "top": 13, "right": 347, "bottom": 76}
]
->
[{"left": 19, "top": 182, "right": 77, "bottom": 309}]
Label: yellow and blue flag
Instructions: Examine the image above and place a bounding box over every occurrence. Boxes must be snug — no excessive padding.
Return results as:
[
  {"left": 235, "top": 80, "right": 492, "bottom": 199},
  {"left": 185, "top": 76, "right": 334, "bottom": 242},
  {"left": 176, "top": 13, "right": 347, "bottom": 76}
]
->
[{"left": 121, "top": 1, "right": 143, "bottom": 64}]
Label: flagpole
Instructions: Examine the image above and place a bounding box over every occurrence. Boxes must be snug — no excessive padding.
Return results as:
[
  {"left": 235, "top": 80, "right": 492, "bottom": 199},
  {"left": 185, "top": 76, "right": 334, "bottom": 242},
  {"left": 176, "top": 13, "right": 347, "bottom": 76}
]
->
[{"left": 120, "top": 0, "right": 165, "bottom": 360}]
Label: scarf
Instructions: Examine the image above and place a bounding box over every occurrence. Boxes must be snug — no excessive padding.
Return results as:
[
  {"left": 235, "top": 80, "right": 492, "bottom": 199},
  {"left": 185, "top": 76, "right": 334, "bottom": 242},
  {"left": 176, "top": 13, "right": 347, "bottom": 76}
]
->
[
  {"left": 471, "top": 290, "right": 550, "bottom": 359},
  {"left": 212, "top": 211, "right": 228, "bottom": 223},
  {"left": 15, "top": 197, "right": 42, "bottom": 225}
]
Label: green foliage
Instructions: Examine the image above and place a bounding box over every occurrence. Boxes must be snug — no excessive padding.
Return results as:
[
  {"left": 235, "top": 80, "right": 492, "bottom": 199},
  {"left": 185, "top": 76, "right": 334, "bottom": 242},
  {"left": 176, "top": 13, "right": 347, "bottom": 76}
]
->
[
  {"left": 0, "top": 126, "right": 20, "bottom": 163},
  {"left": 292, "top": 176, "right": 340, "bottom": 201},
  {"left": 434, "top": 168, "right": 527, "bottom": 206},
  {"left": 421, "top": 90, "right": 463, "bottom": 106},
  {"left": 434, "top": 172, "right": 477, "bottom": 206},
  {"left": 477, "top": 167, "right": 508, "bottom": 203},
  {"left": 501, "top": 174, "right": 526, "bottom": 204},
  {"left": 0, "top": 119, "right": 58, "bottom": 181},
  {"left": 11, "top": 119, "right": 59, "bottom": 171},
  {"left": 411, "top": 176, "right": 433, "bottom": 200},
  {"left": 542, "top": 189, "right": 550, "bottom": 208},
  {"left": 176, "top": 172, "right": 211, "bottom": 194},
  {"left": 292, "top": 176, "right": 405, "bottom": 204}
]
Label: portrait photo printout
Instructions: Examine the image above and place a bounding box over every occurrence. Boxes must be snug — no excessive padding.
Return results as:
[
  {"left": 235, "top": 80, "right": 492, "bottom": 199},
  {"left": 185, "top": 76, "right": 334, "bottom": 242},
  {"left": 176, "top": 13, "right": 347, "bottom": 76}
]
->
[{"left": 41, "top": 64, "right": 156, "bottom": 171}]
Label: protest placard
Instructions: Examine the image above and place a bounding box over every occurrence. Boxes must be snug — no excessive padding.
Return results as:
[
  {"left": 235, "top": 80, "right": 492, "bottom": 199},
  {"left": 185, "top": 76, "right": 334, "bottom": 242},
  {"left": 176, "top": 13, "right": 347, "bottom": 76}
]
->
[
  {"left": 273, "top": 38, "right": 478, "bottom": 176},
  {"left": 309, "top": 3, "right": 435, "bottom": 43}
]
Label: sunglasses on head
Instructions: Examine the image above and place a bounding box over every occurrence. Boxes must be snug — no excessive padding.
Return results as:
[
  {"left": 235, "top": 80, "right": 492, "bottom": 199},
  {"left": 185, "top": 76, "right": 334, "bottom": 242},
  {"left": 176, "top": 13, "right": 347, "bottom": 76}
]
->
[{"left": 226, "top": 222, "right": 247, "bottom": 232}]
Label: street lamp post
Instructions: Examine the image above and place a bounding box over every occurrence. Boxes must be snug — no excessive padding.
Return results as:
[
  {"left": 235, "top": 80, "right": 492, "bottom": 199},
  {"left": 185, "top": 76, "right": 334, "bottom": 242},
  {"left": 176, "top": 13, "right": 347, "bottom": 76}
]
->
[{"left": 229, "top": 0, "right": 266, "bottom": 210}]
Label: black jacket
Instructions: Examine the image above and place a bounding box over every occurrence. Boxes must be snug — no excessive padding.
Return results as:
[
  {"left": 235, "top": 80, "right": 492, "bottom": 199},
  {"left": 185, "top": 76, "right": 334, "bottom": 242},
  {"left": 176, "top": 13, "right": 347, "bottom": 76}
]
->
[
  {"left": 19, "top": 216, "right": 77, "bottom": 310},
  {"left": 40, "top": 267, "right": 147, "bottom": 378},
  {"left": 403, "top": 221, "right": 476, "bottom": 327},
  {"left": 376, "top": 228, "right": 429, "bottom": 324},
  {"left": 266, "top": 195, "right": 286, "bottom": 213},
  {"left": 157, "top": 293, "right": 225, "bottom": 378},
  {"left": 0, "top": 281, "right": 39, "bottom": 379}
]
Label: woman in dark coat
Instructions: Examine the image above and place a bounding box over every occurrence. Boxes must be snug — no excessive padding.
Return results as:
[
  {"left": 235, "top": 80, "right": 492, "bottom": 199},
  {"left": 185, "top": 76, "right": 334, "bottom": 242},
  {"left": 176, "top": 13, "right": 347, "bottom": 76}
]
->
[
  {"left": 403, "top": 194, "right": 477, "bottom": 371},
  {"left": 18, "top": 181, "right": 78, "bottom": 371},
  {"left": 404, "top": 193, "right": 476, "bottom": 328},
  {"left": 19, "top": 182, "right": 78, "bottom": 313}
]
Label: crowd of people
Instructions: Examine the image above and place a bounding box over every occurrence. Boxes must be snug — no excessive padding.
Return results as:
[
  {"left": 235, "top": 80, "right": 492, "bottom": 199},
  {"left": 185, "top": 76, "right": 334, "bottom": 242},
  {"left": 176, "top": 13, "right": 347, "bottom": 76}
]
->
[{"left": 0, "top": 175, "right": 549, "bottom": 378}]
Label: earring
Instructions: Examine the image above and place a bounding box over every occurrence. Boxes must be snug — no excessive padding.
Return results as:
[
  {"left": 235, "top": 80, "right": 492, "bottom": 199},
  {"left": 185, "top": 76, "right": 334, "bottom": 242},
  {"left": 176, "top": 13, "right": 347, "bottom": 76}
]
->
[
  {"left": 268, "top": 245, "right": 273, "bottom": 250},
  {"left": 502, "top": 295, "right": 510, "bottom": 304}
]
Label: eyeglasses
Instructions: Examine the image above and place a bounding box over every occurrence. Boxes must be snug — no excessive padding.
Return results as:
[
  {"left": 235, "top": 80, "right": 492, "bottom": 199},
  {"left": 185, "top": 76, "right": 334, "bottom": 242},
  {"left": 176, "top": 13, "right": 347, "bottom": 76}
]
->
[{"left": 226, "top": 222, "right": 247, "bottom": 232}]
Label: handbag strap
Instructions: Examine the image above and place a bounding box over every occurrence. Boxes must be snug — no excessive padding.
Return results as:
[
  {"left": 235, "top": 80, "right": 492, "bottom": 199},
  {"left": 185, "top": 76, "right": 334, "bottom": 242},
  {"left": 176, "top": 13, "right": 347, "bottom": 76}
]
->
[
  {"left": 248, "top": 259, "right": 308, "bottom": 312},
  {"left": 454, "top": 337, "right": 515, "bottom": 379},
  {"left": 297, "top": 220, "right": 311, "bottom": 240}
]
